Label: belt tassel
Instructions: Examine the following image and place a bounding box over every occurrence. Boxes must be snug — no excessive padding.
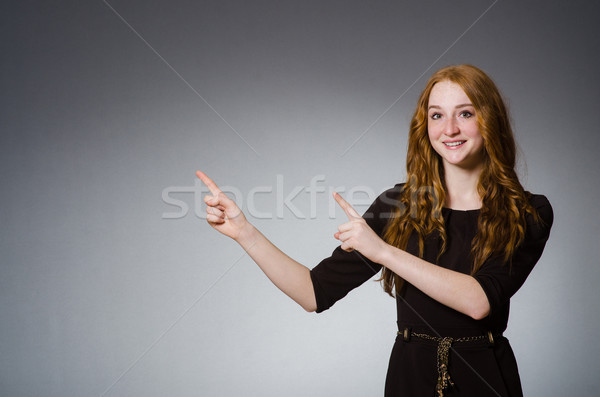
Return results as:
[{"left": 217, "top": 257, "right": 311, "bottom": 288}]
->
[
  {"left": 434, "top": 337, "right": 454, "bottom": 397},
  {"left": 400, "top": 330, "right": 496, "bottom": 397}
]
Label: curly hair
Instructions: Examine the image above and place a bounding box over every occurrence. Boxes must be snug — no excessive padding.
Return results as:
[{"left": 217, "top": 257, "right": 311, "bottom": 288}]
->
[{"left": 377, "top": 64, "right": 540, "bottom": 297}]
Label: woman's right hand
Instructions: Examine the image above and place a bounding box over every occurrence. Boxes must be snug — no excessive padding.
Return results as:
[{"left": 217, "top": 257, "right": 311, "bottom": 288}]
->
[{"left": 196, "top": 170, "right": 250, "bottom": 241}]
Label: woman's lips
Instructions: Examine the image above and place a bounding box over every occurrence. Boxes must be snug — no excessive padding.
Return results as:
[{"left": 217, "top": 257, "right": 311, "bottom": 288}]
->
[{"left": 443, "top": 140, "right": 466, "bottom": 149}]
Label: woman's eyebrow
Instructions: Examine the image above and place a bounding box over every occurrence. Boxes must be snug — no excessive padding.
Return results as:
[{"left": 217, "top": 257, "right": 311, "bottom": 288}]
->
[
  {"left": 427, "top": 103, "right": 473, "bottom": 110},
  {"left": 455, "top": 103, "right": 473, "bottom": 108}
]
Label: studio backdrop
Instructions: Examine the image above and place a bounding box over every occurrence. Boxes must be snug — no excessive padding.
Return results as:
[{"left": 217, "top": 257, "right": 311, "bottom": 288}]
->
[{"left": 1, "top": 1, "right": 598, "bottom": 396}]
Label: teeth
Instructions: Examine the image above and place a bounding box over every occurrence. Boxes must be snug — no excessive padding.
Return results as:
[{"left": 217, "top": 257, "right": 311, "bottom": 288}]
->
[{"left": 444, "top": 141, "right": 465, "bottom": 147}]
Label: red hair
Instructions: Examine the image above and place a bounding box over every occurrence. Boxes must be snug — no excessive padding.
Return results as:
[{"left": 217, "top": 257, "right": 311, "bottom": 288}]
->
[{"left": 378, "top": 64, "right": 540, "bottom": 296}]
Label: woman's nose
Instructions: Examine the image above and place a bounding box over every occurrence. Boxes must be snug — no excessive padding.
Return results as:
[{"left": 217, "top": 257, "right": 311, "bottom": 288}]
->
[{"left": 443, "top": 118, "right": 460, "bottom": 135}]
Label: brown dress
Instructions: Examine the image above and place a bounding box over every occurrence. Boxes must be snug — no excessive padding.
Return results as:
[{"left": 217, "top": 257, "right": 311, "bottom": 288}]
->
[{"left": 310, "top": 183, "right": 553, "bottom": 396}]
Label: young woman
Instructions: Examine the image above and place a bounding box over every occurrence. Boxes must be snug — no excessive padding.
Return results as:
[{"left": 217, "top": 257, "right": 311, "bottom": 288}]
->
[{"left": 197, "top": 64, "right": 553, "bottom": 396}]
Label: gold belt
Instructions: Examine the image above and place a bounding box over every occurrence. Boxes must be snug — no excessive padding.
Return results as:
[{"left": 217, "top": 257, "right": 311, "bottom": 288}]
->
[{"left": 397, "top": 327, "right": 498, "bottom": 397}]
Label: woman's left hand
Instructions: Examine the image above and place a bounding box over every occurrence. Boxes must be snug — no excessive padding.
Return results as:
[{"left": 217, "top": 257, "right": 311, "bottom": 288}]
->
[{"left": 333, "top": 192, "right": 389, "bottom": 264}]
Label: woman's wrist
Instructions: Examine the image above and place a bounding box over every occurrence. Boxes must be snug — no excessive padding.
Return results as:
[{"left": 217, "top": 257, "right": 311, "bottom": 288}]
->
[
  {"left": 235, "top": 221, "right": 257, "bottom": 248},
  {"left": 377, "top": 242, "right": 398, "bottom": 267}
]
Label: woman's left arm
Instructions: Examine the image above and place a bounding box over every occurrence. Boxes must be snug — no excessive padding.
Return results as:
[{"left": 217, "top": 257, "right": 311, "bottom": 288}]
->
[
  {"left": 334, "top": 192, "right": 553, "bottom": 320},
  {"left": 379, "top": 246, "right": 490, "bottom": 319},
  {"left": 334, "top": 191, "right": 489, "bottom": 319}
]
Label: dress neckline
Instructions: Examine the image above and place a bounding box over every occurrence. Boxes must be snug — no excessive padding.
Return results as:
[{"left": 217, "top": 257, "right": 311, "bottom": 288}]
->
[{"left": 442, "top": 207, "right": 481, "bottom": 213}]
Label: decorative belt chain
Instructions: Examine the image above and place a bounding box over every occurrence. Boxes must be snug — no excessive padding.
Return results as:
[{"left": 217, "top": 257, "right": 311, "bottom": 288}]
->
[{"left": 398, "top": 328, "right": 497, "bottom": 397}]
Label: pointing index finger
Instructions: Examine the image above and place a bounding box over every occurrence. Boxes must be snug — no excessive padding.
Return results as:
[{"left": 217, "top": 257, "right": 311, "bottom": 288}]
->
[
  {"left": 196, "top": 170, "right": 222, "bottom": 195},
  {"left": 333, "top": 191, "right": 361, "bottom": 220}
]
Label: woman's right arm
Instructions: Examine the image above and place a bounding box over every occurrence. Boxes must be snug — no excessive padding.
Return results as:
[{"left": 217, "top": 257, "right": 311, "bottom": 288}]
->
[
  {"left": 196, "top": 171, "right": 317, "bottom": 312},
  {"left": 236, "top": 223, "right": 317, "bottom": 312}
]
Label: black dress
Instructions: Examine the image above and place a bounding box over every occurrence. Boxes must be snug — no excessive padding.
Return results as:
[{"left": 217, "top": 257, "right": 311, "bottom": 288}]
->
[{"left": 310, "top": 183, "right": 553, "bottom": 397}]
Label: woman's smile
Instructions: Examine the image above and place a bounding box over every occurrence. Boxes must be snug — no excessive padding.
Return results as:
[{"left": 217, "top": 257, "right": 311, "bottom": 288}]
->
[{"left": 443, "top": 139, "right": 466, "bottom": 148}]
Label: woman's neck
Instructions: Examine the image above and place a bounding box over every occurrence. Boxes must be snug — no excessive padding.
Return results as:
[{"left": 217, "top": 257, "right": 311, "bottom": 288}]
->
[{"left": 443, "top": 163, "right": 483, "bottom": 210}]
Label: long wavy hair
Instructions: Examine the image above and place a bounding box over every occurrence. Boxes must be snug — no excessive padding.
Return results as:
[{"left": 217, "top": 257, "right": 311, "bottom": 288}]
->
[{"left": 378, "top": 64, "right": 540, "bottom": 297}]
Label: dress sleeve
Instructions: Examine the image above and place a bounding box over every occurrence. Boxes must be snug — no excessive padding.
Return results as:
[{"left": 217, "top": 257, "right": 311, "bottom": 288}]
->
[
  {"left": 310, "top": 185, "right": 402, "bottom": 313},
  {"left": 473, "top": 194, "right": 554, "bottom": 315}
]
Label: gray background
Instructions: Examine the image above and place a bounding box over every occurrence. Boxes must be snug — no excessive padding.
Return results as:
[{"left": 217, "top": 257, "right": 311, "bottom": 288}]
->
[{"left": 1, "top": 0, "right": 598, "bottom": 396}]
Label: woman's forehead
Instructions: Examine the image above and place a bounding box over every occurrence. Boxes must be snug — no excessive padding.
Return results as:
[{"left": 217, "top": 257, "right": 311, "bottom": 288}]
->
[{"left": 428, "top": 80, "right": 471, "bottom": 106}]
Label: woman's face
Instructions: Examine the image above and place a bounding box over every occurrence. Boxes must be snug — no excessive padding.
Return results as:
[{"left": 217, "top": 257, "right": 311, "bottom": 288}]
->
[{"left": 427, "top": 80, "right": 485, "bottom": 170}]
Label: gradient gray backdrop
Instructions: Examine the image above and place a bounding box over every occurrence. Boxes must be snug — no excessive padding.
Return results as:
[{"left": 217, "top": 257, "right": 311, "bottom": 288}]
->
[{"left": 2, "top": 1, "right": 598, "bottom": 396}]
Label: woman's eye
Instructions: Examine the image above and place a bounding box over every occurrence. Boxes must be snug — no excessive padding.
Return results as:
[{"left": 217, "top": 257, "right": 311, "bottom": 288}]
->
[
  {"left": 430, "top": 113, "right": 441, "bottom": 120},
  {"left": 459, "top": 111, "right": 473, "bottom": 118}
]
